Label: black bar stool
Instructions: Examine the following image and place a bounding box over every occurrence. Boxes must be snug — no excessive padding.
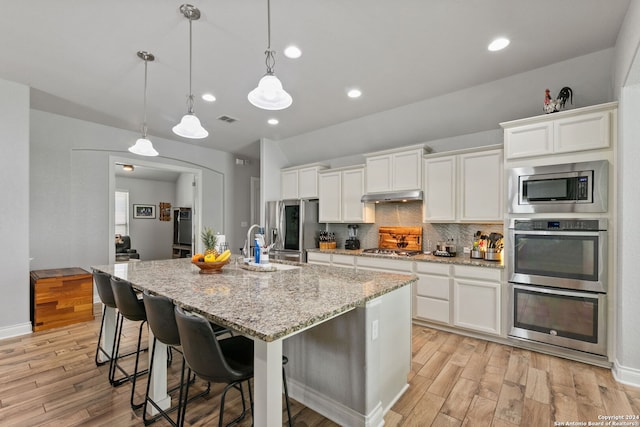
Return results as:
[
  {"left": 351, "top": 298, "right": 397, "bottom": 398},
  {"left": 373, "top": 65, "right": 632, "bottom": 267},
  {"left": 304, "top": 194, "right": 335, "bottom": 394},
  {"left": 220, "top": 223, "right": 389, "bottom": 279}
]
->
[
  {"left": 110, "top": 276, "right": 149, "bottom": 410},
  {"left": 142, "top": 291, "right": 212, "bottom": 426},
  {"left": 93, "top": 270, "right": 119, "bottom": 367},
  {"left": 174, "top": 306, "right": 293, "bottom": 427}
]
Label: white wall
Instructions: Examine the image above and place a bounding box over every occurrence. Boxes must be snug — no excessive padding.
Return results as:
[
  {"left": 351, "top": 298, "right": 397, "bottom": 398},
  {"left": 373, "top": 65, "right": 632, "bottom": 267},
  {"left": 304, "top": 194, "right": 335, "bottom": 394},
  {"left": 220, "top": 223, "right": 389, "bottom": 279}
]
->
[
  {"left": 115, "top": 176, "right": 175, "bottom": 260},
  {"left": 276, "top": 49, "right": 615, "bottom": 166},
  {"left": 176, "top": 173, "right": 194, "bottom": 208},
  {"left": 613, "top": 0, "right": 640, "bottom": 387},
  {"left": 0, "top": 78, "right": 31, "bottom": 338},
  {"left": 28, "top": 109, "right": 238, "bottom": 272}
]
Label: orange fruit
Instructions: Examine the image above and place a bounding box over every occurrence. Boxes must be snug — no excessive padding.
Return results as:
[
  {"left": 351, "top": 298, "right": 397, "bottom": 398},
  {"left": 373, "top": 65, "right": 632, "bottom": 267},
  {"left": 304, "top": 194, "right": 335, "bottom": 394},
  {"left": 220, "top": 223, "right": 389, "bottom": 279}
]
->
[{"left": 192, "top": 253, "right": 204, "bottom": 262}]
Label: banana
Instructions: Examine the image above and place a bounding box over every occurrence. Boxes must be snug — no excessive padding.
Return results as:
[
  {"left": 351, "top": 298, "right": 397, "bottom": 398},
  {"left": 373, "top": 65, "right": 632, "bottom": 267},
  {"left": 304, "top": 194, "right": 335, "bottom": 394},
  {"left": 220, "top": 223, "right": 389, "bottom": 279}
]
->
[{"left": 215, "top": 249, "right": 231, "bottom": 262}]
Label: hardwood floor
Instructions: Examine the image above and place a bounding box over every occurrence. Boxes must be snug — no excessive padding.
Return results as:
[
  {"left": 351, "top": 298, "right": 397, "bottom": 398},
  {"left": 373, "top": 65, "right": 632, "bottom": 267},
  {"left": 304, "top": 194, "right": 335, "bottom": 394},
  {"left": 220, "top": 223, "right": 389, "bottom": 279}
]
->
[{"left": 1, "top": 305, "right": 638, "bottom": 426}]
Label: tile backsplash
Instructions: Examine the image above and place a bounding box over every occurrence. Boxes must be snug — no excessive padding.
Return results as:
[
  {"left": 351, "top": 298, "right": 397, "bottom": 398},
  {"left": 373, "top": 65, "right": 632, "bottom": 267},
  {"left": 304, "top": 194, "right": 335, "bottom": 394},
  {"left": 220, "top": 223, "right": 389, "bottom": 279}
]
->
[{"left": 323, "top": 201, "right": 504, "bottom": 251}]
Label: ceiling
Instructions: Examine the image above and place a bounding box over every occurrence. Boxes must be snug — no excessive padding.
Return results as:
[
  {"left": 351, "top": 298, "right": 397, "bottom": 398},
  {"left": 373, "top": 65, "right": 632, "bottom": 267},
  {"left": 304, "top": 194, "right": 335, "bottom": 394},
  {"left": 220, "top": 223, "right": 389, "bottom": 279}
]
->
[{"left": 0, "top": 1, "right": 630, "bottom": 160}]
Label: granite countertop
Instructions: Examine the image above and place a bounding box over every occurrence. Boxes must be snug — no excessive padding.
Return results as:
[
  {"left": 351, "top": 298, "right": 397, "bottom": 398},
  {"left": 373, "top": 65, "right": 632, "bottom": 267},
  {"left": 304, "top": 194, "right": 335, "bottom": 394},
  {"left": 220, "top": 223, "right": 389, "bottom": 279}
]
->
[
  {"left": 307, "top": 248, "right": 505, "bottom": 269},
  {"left": 92, "top": 258, "right": 416, "bottom": 342}
]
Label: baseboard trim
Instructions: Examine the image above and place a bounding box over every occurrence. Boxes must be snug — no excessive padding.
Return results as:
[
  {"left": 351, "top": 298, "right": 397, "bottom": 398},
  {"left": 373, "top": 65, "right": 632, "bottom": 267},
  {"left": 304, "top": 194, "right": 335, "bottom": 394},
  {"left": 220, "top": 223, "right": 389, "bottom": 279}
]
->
[
  {"left": 287, "top": 378, "right": 384, "bottom": 427},
  {"left": 384, "top": 383, "right": 410, "bottom": 414},
  {"left": 0, "top": 322, "right": 32, "bottom": 340},
  {"left": 612, "top": 359, "right": 640, "bottom": 388}
]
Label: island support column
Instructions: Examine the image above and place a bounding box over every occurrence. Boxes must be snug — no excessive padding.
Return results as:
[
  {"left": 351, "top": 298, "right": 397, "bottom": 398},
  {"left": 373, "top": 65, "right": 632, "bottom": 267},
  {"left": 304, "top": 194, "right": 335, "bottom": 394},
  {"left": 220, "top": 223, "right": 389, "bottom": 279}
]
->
[
  {"left": 97, "top": 306, "right": 117, "bottom": 364},
  {"left": 253, "top": 338, "right": 284, "bottom": 426},
  {"left": 146, "top": 330, "right": 171, "bottom": 415}
]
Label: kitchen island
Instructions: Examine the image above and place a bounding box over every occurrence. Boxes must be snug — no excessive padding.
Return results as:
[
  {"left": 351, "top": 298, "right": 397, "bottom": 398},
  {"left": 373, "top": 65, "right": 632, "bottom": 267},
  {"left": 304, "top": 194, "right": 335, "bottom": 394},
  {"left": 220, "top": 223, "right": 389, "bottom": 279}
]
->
[{"left": 92, "top": 258, "right": 416, "bottom": 427}]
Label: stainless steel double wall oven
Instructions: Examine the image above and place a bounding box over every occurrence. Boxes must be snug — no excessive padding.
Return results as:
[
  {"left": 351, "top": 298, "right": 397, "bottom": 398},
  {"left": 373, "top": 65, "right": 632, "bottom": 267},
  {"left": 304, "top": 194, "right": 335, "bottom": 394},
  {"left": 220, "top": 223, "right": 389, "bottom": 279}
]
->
[
  {"left": 507, "top": 160, "right": 609, "bottom": 357},
  {"left": 508, "top": 218, "right": 608, "bottom": 356}
]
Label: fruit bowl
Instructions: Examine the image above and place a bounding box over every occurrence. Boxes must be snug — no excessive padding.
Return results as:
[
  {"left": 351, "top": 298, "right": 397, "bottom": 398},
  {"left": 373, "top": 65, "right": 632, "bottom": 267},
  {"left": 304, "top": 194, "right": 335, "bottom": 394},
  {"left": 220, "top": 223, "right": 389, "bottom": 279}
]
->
[{"left": 192, "top": 259, "right": 230, "bottom": 274}]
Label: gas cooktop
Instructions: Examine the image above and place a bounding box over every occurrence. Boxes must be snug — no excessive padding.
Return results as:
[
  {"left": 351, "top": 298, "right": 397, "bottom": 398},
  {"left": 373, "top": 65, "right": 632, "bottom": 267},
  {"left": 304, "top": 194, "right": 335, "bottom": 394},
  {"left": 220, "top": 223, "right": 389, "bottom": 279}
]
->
[{"left": 362, "top": 248, "right": 422, "bottom": 257}]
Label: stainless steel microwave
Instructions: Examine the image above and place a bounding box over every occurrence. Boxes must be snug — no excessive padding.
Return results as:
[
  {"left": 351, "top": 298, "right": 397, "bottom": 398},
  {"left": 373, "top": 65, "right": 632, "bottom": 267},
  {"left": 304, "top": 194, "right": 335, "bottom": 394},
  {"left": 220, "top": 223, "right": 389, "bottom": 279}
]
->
[{"left": 508, "top": 160, "right": 608, "bottom": 213}]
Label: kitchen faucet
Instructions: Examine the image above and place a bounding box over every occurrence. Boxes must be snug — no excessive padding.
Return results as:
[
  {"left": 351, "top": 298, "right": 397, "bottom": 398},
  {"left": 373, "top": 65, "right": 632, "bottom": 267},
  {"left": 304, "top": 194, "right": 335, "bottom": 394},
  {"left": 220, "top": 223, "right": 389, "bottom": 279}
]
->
[{"left": 243, "top": 224, "right": 263, "bottom": 259}]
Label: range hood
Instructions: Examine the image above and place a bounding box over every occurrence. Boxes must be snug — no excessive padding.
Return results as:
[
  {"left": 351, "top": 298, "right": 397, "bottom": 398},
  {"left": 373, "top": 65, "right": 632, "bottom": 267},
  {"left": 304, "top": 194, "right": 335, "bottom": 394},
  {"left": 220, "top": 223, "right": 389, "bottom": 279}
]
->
[{"left": 361, "top": 190, "right": 423, "bottom": 203}]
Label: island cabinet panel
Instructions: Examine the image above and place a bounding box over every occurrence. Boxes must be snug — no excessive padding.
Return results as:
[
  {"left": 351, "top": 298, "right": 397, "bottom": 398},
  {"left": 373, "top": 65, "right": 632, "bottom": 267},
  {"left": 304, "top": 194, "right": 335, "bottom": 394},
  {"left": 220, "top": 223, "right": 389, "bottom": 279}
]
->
[{"left": 30, "top": 268, "right": 94, "bottom": 331}]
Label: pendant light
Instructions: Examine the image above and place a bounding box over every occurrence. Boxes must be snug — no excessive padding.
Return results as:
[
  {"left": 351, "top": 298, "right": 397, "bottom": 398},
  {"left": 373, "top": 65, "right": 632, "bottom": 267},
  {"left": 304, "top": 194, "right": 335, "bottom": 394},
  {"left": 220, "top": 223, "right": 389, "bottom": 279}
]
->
[
  {"left": 129, "top": 51, "right": 159, "bottom": 157},
  {"left": 173, "top": 4, "right": 208, "bottom": 139},
  {"left": 248, "top": 0, "right": 292, "bottom": 110}
]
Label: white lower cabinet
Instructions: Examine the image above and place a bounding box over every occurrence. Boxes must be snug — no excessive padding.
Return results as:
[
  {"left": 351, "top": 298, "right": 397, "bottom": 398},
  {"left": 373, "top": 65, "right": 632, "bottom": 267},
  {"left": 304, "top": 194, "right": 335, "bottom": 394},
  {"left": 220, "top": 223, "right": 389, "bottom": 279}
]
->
[
  {"left": 307, "top": 252, "right": 331, "bottom": 266},
  {"left": 332, "top": 254, "right": 356, "bottom": 268},
  {"left": 356, "top": 257, "right": 413, "bottom": 273},
  {"left": 307, "top": 252, "right": 355, "bottom": 268},
  {"left": 452, "top": 265, "right": 502, "bottom": 336},
  {"left": 414, "top": 262, "right": 451, "bottom": 325}
]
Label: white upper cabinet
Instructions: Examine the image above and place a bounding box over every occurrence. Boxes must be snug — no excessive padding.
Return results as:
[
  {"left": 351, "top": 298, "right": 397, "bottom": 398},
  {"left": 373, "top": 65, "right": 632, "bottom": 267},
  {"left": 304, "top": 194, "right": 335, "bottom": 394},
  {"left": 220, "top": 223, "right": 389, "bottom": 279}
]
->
[
  {"left": 281, "top": 169, "right": 299, "bottom": 200},
  {"left": 423, "top": 146, "right": 503, "bottom": 223},
  {"left": 365, "top": 145, "right": 425, "bottom": 193},
  {"left": 280, "top": 164, "right": 327, "bottom": 199},
  {"left": 459, "top": 149, "right": 503, "bottom": 222},
  {"left": 423, "top": 156, "right": 456, "bottom": 221},
  {"left": 318, "top": 170, "right": 342, "bottom": 222},
  {"left": 502, "top": 102, "right": 616, "bottom": 160},
  {"left": 319, "top": 166, "right": 375, "bottom": 223}
]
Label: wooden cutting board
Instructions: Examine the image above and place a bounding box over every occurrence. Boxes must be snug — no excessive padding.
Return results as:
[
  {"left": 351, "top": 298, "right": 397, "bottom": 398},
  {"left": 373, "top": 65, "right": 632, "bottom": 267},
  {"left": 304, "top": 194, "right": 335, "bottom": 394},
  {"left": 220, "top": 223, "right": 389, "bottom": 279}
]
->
[{"left": 378, "top": 226, "right": 422, "bottom": 250}]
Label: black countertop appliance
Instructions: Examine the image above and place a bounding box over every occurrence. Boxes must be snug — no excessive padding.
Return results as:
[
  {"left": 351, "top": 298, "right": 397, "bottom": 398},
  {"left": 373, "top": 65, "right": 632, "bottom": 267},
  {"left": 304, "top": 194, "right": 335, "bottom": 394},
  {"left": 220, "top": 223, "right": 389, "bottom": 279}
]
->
[{"left": 345, "top": 224, "right": 360, "bottom": 250}]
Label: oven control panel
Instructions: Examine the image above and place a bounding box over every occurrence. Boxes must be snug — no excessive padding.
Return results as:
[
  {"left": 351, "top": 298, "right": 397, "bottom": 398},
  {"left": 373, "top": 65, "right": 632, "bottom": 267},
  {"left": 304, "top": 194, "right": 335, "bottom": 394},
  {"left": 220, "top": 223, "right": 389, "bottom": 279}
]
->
[{"left": 511, "top": 218, "right": 607, "bottom": 231}]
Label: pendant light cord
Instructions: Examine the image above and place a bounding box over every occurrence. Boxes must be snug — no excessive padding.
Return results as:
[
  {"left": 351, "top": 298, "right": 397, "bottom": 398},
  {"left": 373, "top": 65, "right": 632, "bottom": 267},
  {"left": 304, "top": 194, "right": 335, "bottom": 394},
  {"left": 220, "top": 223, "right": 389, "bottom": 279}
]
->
[
  {"left": 142, "top": 57, "right": 148, "bottom": 137},
  {"left": 267, "top": 0, "right": 271, "bottom": 49},
  {"left": 264, "top": 0, "right": 276, "bottom": 75},
  {"left": 187, "top": 12, "right": 195, "bottom": 114}
]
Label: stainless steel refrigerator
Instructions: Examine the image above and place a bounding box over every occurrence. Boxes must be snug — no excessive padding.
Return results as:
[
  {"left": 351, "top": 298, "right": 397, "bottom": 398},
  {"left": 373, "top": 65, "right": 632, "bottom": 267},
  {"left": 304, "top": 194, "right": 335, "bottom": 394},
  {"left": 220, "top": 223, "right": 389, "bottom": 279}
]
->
[{"left": 264, "top": 199, "right": 319, "bottom": 263}]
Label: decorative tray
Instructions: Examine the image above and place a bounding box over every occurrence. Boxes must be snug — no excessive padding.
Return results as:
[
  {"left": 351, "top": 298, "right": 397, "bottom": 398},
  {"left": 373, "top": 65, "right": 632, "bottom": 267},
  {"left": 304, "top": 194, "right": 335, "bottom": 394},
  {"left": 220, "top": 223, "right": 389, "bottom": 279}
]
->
[{"left": 240, "top": 262, "right": 278, "bottom": 272}]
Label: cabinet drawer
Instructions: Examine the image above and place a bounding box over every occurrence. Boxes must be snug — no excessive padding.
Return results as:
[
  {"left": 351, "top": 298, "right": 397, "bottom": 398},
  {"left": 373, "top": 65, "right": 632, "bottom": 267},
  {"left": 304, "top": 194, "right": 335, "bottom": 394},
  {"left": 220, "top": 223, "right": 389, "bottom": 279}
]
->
[
  {"left": 453, "top": 265, "right": 502, "bottom": 282},
  {"left": 415, "top": 262, "right": 450, "bottom": 276},
  {"left": 416, "top": 274, "right": 450, "bottom": 300},
  {"left": 332, "top": 254, "right": 355, "bottom": 267},
  {"left": 415, "top": 296, "right": 450, "bottom": 324},
  {"left": 357, "top": 257, "right": 413, "bottom": 272},
  {"left": 307, "top": 252, "right": 331, "bottom": 265}
]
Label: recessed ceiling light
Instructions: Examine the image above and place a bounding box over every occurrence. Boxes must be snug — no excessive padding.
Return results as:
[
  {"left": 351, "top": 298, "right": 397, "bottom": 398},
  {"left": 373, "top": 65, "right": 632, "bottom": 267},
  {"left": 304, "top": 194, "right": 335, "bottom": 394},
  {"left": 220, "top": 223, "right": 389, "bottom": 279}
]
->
[
  {"left": 202, "top": 93, "right": 216, "bottom": 102},
  {"left": 488, "top": 37, "right": 510, "bottom": 52},
  {"left": 284, "top": 45, "right": 302, "bottom": 59},
  {"left": 347, "top": 88, "right": 362, "bottom": 98},
  {"left": 268, "top": 118, "right": 279, "bottom": 125}
]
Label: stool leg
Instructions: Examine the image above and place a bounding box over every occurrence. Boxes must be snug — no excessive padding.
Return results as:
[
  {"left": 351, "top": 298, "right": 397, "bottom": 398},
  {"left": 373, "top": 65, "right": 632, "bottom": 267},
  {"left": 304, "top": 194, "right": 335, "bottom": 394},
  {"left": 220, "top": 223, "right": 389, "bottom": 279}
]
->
[
  {"left": 283, "top": 366, "right": 293, "bottom": 427},
  {"left": 94, "top": 307, "right": 108, "bottom": 366}
]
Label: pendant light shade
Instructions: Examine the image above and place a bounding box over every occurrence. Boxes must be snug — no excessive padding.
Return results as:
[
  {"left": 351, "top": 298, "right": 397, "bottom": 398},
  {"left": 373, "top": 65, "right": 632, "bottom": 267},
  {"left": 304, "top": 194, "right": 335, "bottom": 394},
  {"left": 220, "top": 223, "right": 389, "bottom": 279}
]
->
[
  {"left": 248, "top": 0, "right": 292, "bottom": 111},
  {"left": 129, "top": 51, "right": 159, "bottom": 157},
  {"left": 173, "top": 111, "right": 208, "bottom": 139},
  {"left": 129, "top": 137, "right": 159, "bottom": 156},
  {"left": 173, "top": 4, "right": 208, "bottom": 139},
  {"left": 248, "top": 74, "right": 292, "bottom": 110}
]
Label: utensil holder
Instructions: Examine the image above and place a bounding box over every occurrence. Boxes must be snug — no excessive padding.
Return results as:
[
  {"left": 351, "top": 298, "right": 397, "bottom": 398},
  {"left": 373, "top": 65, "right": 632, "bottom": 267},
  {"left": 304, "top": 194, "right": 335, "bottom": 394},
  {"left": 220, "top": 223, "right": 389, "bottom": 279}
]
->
[
  {"left": 484, "top": 248, "right": 502, "bottom": 262},
  {"left": 470, "top": 249, "right": 484, "bottom": 259}
]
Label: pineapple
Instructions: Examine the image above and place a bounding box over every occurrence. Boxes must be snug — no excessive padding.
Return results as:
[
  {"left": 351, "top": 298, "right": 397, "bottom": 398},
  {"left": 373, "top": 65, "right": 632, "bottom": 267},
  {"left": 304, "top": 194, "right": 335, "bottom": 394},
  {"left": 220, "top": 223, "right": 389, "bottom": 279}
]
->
[{"left": 201, "top": 227, "right": 219, "bottom": 260}]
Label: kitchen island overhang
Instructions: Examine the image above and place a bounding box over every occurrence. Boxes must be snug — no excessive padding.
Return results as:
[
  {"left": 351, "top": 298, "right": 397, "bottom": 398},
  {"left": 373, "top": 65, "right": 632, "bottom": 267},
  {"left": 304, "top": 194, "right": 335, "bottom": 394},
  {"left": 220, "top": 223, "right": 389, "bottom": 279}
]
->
[{"left": 92, "top": 258, "right": 416, "bottom": 427}]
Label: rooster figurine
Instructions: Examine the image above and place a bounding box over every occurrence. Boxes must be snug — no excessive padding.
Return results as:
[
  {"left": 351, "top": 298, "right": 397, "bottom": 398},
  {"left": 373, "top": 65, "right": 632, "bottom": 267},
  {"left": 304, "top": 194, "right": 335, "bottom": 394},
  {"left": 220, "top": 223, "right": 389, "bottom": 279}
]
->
[
  {"left": 543, "top": 88, "right": 559, "bottom": 113},
  {"left": 543, "top": 86, "right": 573, "bottom": 113},
  {"left": 557, "top": 86, "right": 573, "bottom": 109}
]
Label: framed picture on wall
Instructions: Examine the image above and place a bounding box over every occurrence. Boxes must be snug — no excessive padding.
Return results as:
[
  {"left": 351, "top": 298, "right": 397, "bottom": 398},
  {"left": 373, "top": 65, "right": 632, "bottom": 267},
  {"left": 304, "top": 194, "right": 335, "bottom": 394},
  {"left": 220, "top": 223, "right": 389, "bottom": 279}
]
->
[{"left": 133, "top": 204, "right": 155, "bottom": 219}]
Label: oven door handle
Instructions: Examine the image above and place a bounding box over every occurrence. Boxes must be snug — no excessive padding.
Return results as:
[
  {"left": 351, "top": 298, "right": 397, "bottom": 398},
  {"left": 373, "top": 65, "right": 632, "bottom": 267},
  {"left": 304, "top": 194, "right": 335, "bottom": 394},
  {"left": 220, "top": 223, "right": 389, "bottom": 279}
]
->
[{"left": 511, "top": 283, "right": 602, "bottom": 298}]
